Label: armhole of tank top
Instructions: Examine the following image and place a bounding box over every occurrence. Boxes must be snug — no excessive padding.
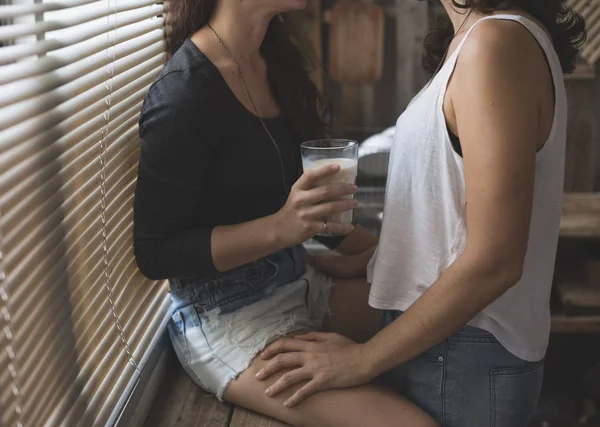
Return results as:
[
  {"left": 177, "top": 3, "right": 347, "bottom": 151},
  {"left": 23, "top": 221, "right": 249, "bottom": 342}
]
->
[
  {"left": 437, "top": 23, "right": 481, "bottom": 162},
  {"left": 438, "top": 17, "right": 498, "bottom": 160},
  {"left": 504, "top": 16, "right": 561, "bottom": 157},
  {"left": 440, "top": 15, "right": 560, "bottom": 160}
]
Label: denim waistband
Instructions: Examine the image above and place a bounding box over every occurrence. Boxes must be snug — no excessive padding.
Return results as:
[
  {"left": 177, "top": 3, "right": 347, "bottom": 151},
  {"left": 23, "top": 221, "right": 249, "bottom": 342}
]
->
[{"left": 169, "top": 245, "right": 306, "bottom": 314}]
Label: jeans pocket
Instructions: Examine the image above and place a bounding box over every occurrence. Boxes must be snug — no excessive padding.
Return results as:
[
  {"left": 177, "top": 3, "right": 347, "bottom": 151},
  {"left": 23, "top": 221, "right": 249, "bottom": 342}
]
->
[{"left": 490, "top": 360, "right": 544, "bottom": 427}]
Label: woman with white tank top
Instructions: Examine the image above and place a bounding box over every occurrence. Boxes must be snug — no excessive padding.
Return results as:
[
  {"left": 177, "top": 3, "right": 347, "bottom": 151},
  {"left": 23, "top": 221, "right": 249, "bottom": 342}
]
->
[{"left": 254, "top": 1, "right": 587, "bottom": 426}]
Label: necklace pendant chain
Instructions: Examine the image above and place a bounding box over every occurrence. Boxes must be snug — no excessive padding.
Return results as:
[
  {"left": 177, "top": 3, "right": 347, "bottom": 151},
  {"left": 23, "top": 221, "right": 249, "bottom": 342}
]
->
[
  {"left": 428, "top": 9, "right": 474, "bottom": 84},
  {"left": 207, "top": 24, "right": 290, "bottom": 195}
]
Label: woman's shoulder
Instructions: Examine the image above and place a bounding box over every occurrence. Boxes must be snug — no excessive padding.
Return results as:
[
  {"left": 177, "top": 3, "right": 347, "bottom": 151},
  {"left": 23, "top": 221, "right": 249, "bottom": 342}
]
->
[
  {"left": 452, "top": 16, "right": 552, "bottom": 91},
  {"left": 145, "top": 40, "right": 220, "bottom": 110},
  {"left": 459, "top": 17, "right": 548, "bottom": 67}
]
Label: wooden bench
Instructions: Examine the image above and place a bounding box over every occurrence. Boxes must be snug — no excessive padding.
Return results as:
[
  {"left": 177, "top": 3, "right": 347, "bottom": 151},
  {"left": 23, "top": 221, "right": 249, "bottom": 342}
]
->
[{"left": 143, "top": 355, "right": 290, "bottom": 427}]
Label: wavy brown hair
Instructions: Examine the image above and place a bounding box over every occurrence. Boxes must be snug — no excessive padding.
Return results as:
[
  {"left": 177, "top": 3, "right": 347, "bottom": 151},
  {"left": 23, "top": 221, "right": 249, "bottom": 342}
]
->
[
  {"left": 166, "top": 1, "right": 325, "bottom": 142},
  {"left": 423, "top": 0, "right": 587, "bottom": 74}
]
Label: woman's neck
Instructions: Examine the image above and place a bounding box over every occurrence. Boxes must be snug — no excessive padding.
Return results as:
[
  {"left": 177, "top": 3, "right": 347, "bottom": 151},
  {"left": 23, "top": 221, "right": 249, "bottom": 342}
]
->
[{"left": 208, "top": 3, "right": 276, "bottom": 63}]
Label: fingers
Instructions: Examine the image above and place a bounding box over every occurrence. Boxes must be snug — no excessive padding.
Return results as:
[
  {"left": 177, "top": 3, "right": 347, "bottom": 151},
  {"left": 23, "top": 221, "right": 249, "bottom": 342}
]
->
[
  {"left": 322, "top": 221, "right": 355, "bottom": 236},
  {"left": 284, "top": 379, "right": 324, "bottom": 408},
  {"left": 303, "top": 198, "right": 357, "bottom": 220},
  {"left": 294, "top": 164, "right": 340, "bottom": 191},
  {"left": 301, "top": 182, "right": 358, "bottom": 206},
  {"left": 256, "top": 353, "right": 304, "bottom": 381},
  {"left": 294, "top": 332, "right": 332, "bottom": 342},
  {"left": 260, "top": 338, "right": 312, "bottom": 360},
  {"left": 264, "top": 368, "right": 312, "bottom": 398}
]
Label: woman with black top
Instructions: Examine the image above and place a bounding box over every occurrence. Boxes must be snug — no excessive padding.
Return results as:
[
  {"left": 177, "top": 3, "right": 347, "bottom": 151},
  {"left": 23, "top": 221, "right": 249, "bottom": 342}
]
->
[{"left": 133, "top": 0, "right": 437, "bottom": 425}]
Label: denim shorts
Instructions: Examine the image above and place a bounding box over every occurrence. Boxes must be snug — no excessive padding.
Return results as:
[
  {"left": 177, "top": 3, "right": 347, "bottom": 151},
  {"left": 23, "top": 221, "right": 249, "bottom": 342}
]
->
[
  {"left": 167, "top": 246, "right": 333, "bottom": 400},
  {"left": 382, "top": 310, "right": 544, "bottom": 427}
]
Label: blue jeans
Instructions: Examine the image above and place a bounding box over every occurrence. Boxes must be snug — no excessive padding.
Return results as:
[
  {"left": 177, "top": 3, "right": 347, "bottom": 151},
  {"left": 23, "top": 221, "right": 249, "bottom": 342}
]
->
[
  {"left": 382, "top": 310, "right": 544, "bottom": 427},
  {"left": 169, "top": 245, "right": 306, "bottom": 313}
]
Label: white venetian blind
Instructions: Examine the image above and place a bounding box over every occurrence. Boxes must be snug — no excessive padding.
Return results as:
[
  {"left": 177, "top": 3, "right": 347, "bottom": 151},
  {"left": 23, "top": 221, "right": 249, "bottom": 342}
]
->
[{"left": 0, "top": 1, "right": 171, "bottom": 425}]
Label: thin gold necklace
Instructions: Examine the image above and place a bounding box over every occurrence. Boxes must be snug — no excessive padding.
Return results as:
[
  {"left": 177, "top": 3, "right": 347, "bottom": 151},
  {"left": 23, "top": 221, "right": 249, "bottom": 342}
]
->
[
  {"left": 429, "top": 9, "right": 474, "bottom": 82},
  {"left": 207, "top": 23, "right": 289, "bottom": 195}
]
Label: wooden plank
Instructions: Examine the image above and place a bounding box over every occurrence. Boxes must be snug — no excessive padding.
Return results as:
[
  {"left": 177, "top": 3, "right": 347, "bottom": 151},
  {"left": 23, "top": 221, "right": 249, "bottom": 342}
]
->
[
  {"left": 560, "top": 193, "right": 600, "bottom": 237},
  {"left": 143, "top": 360, "right": 194, "bottom": 427},
  {"left": 585, "top": 260, "right": 600, "bottom": 290},
  {"left": 564, "top": 109, "right": 596, "bottom": 192},
  {"left": 143, "top": 362, "right": 232, "bottom": 427},
  {"left": 229, "top": 407, "right": 290, "bottom": 427},
  {"left": 328, "top": 2, "right": 385, "bottom": 84},
  {"left": 551, "top": 315, "right": 600, "bottom": 333},
  {"left": 557, "top": 281, "right": 600, "bottom": 308},
  {"left": 176, "top": 385, "right": 231, "bottom": 427}
]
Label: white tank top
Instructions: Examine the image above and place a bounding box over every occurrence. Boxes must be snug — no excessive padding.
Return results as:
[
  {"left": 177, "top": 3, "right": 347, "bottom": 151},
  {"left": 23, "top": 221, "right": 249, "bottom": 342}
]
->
[{"left": 367, "top": 14, "right": 567, "bottom": 362}]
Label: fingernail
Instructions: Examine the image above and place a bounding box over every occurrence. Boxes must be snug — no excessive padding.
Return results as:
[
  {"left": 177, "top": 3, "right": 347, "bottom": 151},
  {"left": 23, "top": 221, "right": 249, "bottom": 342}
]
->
[
  {"left": 284, "top": 401, "right": 290, "bottom": 407},
  {"left": 255, "top": 371, "right": 262, "bottom": 379},
  {"left": 265, "top": 388, "right": 271, "bottom": 395}
]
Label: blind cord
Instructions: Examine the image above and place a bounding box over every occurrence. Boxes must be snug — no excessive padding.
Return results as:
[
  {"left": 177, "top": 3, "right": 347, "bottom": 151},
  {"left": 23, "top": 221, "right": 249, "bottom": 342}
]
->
[{"left": 99, "top": 0, "right": 140, "bottom": 373}]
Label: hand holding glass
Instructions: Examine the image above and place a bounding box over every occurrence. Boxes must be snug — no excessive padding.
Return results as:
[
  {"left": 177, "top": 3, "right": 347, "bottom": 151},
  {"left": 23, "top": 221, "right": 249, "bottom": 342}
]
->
[{"left": 301, "top": 140, "right": 358, "bottom": 236}]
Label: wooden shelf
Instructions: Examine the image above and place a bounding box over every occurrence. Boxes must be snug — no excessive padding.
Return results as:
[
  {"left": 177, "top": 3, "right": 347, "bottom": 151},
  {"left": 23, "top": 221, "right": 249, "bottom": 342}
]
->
[
  {"left": 557, "top": 282, "right": 600, "bottom": 308},
  {"left": 551, "top": 314, "right": 600, "bottom": 333},
  {"left": 560, "top": 193, "right": 600, "bottom": 237}
]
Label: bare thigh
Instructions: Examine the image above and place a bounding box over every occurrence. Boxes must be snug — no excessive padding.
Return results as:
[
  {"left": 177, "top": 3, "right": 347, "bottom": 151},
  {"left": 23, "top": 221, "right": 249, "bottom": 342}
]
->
[
  {"left": 322, "top": 277, "right": 380, "bottom": 343},
  {"left": 224, "top": 333, "right": 438, "bottom": 427}
]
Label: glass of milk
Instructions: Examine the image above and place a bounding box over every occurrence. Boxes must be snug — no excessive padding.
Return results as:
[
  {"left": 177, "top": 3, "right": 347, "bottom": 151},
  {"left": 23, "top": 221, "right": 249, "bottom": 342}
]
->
[{"left": 301, "top": 139, "right": 358, "bottom": 236}]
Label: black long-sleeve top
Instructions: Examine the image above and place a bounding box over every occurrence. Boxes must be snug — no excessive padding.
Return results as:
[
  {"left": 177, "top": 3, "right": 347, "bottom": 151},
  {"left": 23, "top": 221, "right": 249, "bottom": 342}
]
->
[{"left": 133, "top": 39, "right": 342, "bottom": 280}]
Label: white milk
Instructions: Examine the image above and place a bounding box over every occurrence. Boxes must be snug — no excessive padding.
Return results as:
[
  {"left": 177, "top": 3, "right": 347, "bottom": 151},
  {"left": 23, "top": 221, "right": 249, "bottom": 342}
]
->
[{"left": 302, "top": 157, "right": 358, "bottom": 227}]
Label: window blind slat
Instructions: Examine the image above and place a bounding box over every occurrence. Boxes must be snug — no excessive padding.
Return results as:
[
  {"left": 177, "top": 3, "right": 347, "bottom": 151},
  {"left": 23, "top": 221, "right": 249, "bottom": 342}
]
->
[
  {"left": 4, "top": 171, "right": 136, "bottom": 289},
  {"left": 0, "top": 46, "right": 164, "bottom": 128},
  {"left": 0, "top": 146, "right": 138, "bottom": 268},
  {"left": 0, "top": 0, "right": 103, "bottom": 19},
  {"left": 77, "top": 266, "right": 144, "bottom": 363},
  {"left": 82, "top": 291, "right": 168, "bottom": 426},
  {"left": 0, "top": 100, "right": 143, "bottom": 214},
  {"left": 0, "top": 0, "right": 161, "bottom": 41},
  {"left": 7, "top": 194, "right": 135, "bottom": 342},
  {"left": 9, "top": 221, "right": 141, "bottom": 424},
  {"left": 0, "top": 107, "right": 140, "bottom": 214},
  {"left": 0, "top": 25, "right": 163, "bottom": 86},
  {"left": 103, "top": 294, "right": 169, "bottom": 425},
  {"left": 60, "top": 286, "right": 164, "bottom": 426},
  {"left": 69, "top": 270, "right": 148, "bottom": 389},
  {"left": 0, "top": 5, "right": 163, "bottom": 65},
  {"left": 0, "top": 33, "right": 164, "bottom": 106},
  {"left": 0, "top": 64, "right": 160, "bottom": 150},
  {"left": 0, "top": 98, "right": 143, "bottom": 200}
]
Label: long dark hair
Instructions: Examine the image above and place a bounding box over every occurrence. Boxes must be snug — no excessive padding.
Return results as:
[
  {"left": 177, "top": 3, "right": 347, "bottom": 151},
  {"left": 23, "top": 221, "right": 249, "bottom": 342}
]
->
[
  {"left": 166, "top": 1, "right": 325, "bottom": 142},
  {"left": 423, "top": 0, "right": 587, "bottom": 74}
]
